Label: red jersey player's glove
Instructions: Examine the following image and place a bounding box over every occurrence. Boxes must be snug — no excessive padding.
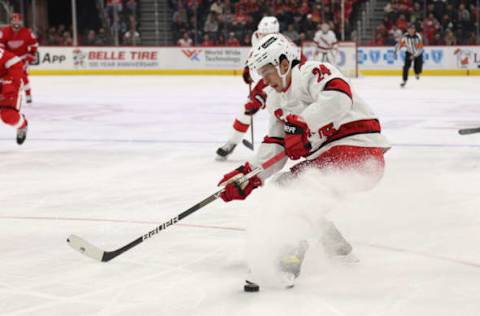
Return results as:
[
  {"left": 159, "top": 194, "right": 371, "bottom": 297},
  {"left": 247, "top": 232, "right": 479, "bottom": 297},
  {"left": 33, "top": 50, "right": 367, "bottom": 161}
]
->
[
  {"left": 245, "top": 89, "right": 266, "bottom": 116},
  {"left": 242, "top": 66, "right": 253, "bottom": 85},
  {"left": 218, "top": 162, "right": 262, "bottom": 202},
  {"left": 284, "top": 114, "right": 312, "bottom": 160},
  {"left": 25, "top": 54, "right": 36, "bottom": 64}
]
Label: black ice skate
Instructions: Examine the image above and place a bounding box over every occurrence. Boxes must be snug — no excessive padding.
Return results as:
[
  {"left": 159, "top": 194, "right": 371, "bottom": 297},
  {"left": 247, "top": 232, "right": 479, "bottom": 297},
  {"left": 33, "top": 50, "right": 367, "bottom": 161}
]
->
[
  {"left": 26, "top": 95, "right": 32, "bottom": 104},
  {"left": 16, "top": 121, "right": 28, "bottom": 145},
  {"left": 415, "top": 74, "right": 420, "bottom": 80},
  {"left": 216, "top": 143, "right": 236, "bottom": 160},
  {"left": 400, "top": 81, "right": 406, "bottom": 88}
]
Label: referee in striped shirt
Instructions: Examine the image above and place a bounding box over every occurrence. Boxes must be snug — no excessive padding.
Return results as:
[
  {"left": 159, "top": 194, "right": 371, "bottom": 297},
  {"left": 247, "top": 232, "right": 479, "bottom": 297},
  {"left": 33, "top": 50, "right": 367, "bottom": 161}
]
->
[{"left": 395, "top": 24, "right": 424, "bottom": 87}]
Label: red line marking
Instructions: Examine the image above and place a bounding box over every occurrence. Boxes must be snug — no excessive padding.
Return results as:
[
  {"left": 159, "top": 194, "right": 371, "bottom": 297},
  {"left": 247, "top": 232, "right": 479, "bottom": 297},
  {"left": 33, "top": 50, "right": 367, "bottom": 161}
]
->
[
  {"left": 0, "top": 215, "right": 245, "bottom": 232},
  {"left": 2, "top": 215, "right": 479, "bottom": 269}
]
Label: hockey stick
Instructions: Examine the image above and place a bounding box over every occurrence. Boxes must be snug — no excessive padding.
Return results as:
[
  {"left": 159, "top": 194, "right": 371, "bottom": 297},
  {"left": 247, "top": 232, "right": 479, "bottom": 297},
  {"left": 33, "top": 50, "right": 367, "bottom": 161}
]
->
[
  {"left": 242, "top": 82, "right": 255, "bottom": 151},
  {"left": 458, "top": 127, "right": 480, "bottom": 135},
  {"left": 67, "top": 151, "right": 286, "bottom": 262}
]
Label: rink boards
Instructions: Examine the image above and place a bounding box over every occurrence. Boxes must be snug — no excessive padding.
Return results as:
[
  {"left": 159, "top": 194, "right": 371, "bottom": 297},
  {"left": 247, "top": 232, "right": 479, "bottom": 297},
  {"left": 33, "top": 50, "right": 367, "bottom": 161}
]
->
[{"left": 28, "top": 45, "right": 480, "bottom": 76}]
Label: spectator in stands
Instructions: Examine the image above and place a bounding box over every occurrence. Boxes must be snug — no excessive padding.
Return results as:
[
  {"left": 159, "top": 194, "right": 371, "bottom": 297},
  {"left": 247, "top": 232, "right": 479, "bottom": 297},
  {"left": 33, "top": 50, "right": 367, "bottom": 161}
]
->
[
  {"left": 96, "top": 28, "right": 109, "bottom": 45},
  {"left": 46, "top": 27, "right": 58, "bottom": 45},
  {"left": 396, "top": 14, "right": 408, "bottom": 32},
  {"left": 178, "top": 32, "right": 193, "bottom": 47},
  {"left": 86, "top": 30, "right": 97, "bottom": 46},
  {"left": 376, "top": 0, "right": 479, "bottom": 46},
  {"left": 441, "top": 14, "right": 454, "bottom": 32},
  {"left": 225, "top": 32, "right": 240, "bottom": 46},
  {"left": 384, "top": 31, "right": 397, "bottom": 46},
  {"left": 173, "top": 7, "right": 189, "bottom": 38},
  {"left": 242, "top": 34, "right": 251, "bottom": 46},
  {"left": 444, "top": 29, "right": 457, "bottom": 46},
  {"left": 217, "top": 33, "right": 225, "bottom": 46},
  {"left": 63, "top": 31, "right": 74, "bottom": 46},
  {"left": 204, "top": 13, "right": 219, "bottom": 40},
  {"left": 430, "top": 33, "right": 445, "bottom": 45},
  {"left": 200, "top": 34, "right": 215, "bottom": 46},
  {"left": 422, "top": 13, "right": 439, "bottom": 44},
  {"left": 210, "top": 0, "right": 224, "bottom": 15},
  {"left": 284, "top": 23, "right": 301, "bottom": 45},
  {"left": 126, "top": 0, "right": 137, "bottom": 16},
  {"left": 123, "top": 25, "right": 141, "bottom": 46}
]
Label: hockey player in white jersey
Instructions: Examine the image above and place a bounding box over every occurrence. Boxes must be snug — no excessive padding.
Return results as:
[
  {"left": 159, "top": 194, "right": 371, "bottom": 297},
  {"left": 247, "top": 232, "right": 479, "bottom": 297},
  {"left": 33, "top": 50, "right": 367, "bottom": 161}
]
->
[
  {"left": 216, "top": 16, "right": 279, "bottom": 160},
  {"left": 313, "top": 23, "right": 338, "bottom": 64},
  {"left": 217, "top": 34, "right": 390, "bottom": 288}
]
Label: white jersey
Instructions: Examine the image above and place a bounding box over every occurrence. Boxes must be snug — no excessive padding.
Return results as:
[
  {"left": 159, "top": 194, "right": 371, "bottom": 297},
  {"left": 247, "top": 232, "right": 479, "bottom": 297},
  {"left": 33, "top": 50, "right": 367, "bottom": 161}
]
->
[
  {"left": 313, "top": 30, "right": 338, "bottom": 53},
  {"left": 252, "top": 61, "right": 390, "bottom": 181},
  {"left": 251, "top": 31, "right": 263, "bottom": 47}
]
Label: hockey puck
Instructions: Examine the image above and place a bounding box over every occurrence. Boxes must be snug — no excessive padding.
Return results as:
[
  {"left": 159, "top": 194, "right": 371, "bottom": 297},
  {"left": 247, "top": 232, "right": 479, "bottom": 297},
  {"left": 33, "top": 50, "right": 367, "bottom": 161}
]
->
[{"left": 244, "top": 281, "right": 260, "bottom": 292}]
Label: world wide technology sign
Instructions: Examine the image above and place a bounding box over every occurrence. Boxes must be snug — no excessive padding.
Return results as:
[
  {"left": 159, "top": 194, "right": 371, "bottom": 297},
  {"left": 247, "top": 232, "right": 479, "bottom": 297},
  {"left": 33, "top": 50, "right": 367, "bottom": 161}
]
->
[{"left": 29, "top": 45, "right": 480, "bottom": 72}]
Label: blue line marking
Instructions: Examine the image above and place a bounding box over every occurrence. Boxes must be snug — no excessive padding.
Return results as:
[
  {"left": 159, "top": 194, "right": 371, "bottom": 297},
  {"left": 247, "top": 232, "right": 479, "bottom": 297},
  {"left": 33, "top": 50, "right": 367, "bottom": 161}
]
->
[{"left": 0, "top": 138, "right": 479, "bottom": 148}]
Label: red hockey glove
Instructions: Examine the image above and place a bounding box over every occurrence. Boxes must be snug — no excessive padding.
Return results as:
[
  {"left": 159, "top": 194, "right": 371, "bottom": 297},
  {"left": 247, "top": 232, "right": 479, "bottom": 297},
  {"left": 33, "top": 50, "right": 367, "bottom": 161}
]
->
[
  {"left": 242, "top": 66, "right": 253, "bottom": 85},
  {"left": 245, "top": 89, "right": 266, "bottom": 115},
  {"left": 218, "top": 162, "right": 262, "bottom": 202},
  {"left": 284, "top": 114, "right": 312, "bottom": 160},
  {"left": 25, "top": 54, "right": 36, "bottom": 64}
]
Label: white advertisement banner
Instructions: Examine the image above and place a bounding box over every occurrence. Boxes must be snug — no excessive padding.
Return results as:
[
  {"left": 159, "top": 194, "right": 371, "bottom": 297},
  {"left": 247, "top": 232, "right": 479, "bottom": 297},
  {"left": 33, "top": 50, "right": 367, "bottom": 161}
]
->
[
  {"left": 29, "top": 45, "right": 480, "bottom": 74},
  {"left": 357, "top": 46, "right": 480, "bottom": 70},
  {"left": 30, "top": 46, "right": 251, "bottom": 71}
]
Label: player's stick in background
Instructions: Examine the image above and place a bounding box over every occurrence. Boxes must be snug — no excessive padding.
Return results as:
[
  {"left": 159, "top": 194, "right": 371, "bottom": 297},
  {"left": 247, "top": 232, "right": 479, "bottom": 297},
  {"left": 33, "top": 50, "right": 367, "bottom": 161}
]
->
[
  {"left": 242, "top": 82, "right": 255, "bottom": 151},
  {"left": 67, "top": 151, "right": 286, "bottom": 262},
  {"left": 458, "top": 127, "right": 480, "bottom": 135}
]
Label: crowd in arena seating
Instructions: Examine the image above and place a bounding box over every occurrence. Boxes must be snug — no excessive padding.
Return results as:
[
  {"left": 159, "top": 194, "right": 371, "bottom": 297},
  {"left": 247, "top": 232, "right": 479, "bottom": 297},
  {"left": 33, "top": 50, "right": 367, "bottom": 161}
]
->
[
  {"left": 104, "top": 0, "right": 140, "bottom": 45},
  {"left": 37, "top": 0, "right": 139, "bottom": 46},
  {"left": 374, "top": 0, "right": 479, "bottom": 46},
  {"left": 171, "top": 0, "right": 365, "bottom": 47}
]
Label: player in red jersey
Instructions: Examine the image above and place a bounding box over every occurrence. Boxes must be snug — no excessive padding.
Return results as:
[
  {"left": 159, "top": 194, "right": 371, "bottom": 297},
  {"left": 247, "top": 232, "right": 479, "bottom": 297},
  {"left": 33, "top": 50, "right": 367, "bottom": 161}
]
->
[
  {"left": 0, "top": 13, "right": 39, "bottom": 103},
  {"left": 0, "top": 47, "right": 28, "bottom": 144}
]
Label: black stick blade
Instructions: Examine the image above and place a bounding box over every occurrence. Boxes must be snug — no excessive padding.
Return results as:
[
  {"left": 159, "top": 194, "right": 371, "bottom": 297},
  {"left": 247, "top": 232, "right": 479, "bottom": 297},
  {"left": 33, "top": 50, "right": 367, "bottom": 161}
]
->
[
  {"left": 242, "top": 139, "right": 254, "bottom": 151},
  {"left": 458, "top": 127, "right": 480, "bottom": 135},
  {"left": 67, "top": 234, "right": 106, "bottom": 262}
]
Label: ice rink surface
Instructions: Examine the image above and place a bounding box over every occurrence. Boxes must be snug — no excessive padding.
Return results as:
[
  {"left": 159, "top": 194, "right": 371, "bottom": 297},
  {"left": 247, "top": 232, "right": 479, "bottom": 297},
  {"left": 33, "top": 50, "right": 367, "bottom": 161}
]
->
[{"left": 1, "top": 75, "right": 480, "bottom": 315}]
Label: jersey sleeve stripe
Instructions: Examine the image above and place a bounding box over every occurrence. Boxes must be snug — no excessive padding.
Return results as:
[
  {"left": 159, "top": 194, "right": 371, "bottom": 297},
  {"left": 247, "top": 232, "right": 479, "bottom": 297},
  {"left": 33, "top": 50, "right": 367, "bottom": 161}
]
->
[
  {"left": 5, "top": 56, "right": 22, "bottom": 69},
  {"left": 323, "top": 78, "right": 353, "bottom": 99},
  {"left": 263, "top": 136, "right": 285, "bottom": 147}
]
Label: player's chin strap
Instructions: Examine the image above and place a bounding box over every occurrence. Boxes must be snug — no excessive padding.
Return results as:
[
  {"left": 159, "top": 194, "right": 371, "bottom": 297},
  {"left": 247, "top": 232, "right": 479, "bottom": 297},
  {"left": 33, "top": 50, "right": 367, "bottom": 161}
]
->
[{"left": 276, "top": 60, "right": 292, "bottom": 88}]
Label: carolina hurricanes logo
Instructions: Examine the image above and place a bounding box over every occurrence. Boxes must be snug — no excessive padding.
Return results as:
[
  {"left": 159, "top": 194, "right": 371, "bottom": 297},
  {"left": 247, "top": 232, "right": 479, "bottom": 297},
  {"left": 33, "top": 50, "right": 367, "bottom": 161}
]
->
[
  {"left": 7, "top": 40, "right": 24, "bottom": 49},
  {"left": 181, "top": 49, "right": 201, "bottom": 61}
]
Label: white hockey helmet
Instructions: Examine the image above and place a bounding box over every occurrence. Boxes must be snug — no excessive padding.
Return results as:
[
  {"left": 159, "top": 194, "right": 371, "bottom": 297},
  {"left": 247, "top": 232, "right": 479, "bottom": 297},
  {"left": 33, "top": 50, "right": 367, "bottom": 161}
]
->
[
  {"left": 257, "top": 16, "right": 280, "bottom": 35},
  {"left": 248, "top": 34, "right": 300, "bottom": 85}
]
